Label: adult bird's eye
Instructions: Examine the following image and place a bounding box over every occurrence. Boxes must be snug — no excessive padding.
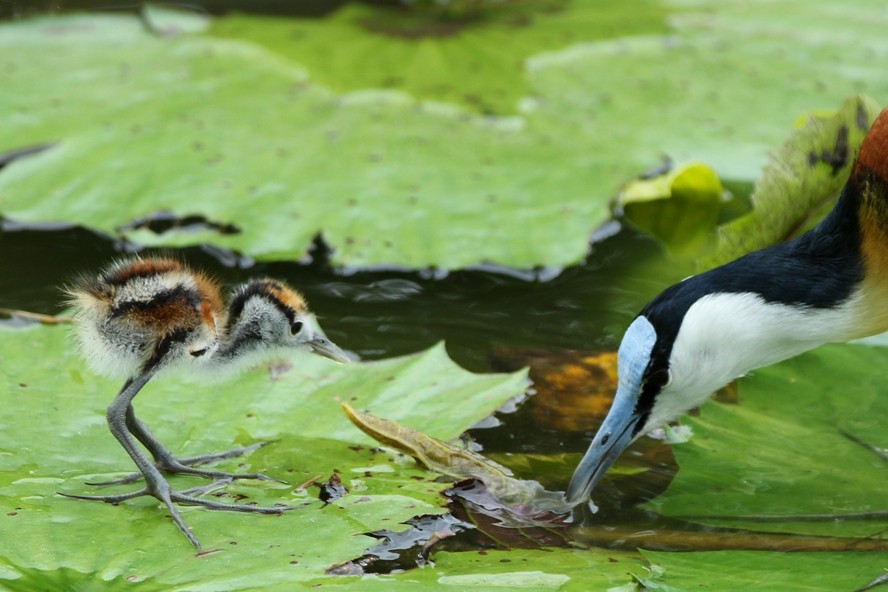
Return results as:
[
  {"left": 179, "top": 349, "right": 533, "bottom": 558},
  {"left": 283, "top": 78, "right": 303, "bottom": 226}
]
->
[
  {"left": 291, "top": 321, "right": 303, "bottom": 335},
  {"left": 190, "top": 347, "right": 208, "bottom": 358}
]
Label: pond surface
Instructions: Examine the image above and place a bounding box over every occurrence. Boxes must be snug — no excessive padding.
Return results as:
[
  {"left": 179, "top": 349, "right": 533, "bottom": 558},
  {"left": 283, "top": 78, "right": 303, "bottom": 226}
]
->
[{"left": 2, "top": 219, "right": 810, "bottom": 564}]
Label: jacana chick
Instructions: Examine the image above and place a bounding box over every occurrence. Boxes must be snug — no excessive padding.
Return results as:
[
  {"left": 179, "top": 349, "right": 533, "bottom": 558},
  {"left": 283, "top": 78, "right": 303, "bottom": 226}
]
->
[
  {"left": 567, "top": 106, "right": 888, "bottom": 505},
  {"left": 64, "top": 257, "right": 349, "bottom": 548}
]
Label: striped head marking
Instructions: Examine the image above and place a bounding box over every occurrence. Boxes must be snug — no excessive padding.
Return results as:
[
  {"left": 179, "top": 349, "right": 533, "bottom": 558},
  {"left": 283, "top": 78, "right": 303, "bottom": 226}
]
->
[
  {"left": 219, "top": 278, "right": 349, "bottom": 364},
  {"left": 225, "top": 278, "right": 308, "bottom": 336}
]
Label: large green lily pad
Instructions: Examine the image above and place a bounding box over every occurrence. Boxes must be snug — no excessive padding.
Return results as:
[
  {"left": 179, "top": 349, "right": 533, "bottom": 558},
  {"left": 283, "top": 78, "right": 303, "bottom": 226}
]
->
[
  {"left": 648, "top": 344, "right": 888, "bottom": 536},
  {"left": 0, "top": 324, "right": 551, "bottom": 589},
  {"left": 208, "top": 1, "right": 669, "bottom": 116},
  {"left": 628, "top": 344, "right": 888, "bottom": 589},
  {"left": 638, "top": 551, "right": 888, "bottom": 592},
  {"left": 2, "top": 3, "right": 888, "bottom": 269}
]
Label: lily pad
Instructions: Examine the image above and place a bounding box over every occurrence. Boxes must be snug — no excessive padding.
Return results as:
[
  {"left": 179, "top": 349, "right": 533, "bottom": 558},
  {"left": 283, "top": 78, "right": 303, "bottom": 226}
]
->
[
  {"left": 208, "top": 1, "right": 669, "bottom": 116},
  {"left": 638, "top": 551, "right": 888, "bottom": 592},
  {"left": 0, "top": 324, "right": 533, "bottom": 588},
  {"left": 648, "top": 344, "right": 888, "bottom": 540},
  {"left": 3, "top": 4, "right": 888, "bottom": 269},
  {"left": 0, "top": 13, "right": 597, "bottom": 269}
]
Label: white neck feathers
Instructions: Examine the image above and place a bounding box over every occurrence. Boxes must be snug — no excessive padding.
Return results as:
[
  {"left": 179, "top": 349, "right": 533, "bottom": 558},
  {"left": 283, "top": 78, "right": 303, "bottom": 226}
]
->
[{"left": 645, "top": 291, "right": 862, "bottom": 432}]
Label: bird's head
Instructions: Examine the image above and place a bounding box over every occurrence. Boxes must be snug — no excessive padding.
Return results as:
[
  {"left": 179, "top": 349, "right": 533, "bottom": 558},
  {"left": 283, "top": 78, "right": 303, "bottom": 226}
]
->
[
  {"left": 222, "top": 278, "right": 350, "bottom": 364},
  {"left": 565, "top": 274, "right": 721, "bottom": 505},
  {"left": 564, "top": 315, "right": 666, "bottom": 505},
  {"left": 565, "top": 103, "right": 888, "bottom": 507}
]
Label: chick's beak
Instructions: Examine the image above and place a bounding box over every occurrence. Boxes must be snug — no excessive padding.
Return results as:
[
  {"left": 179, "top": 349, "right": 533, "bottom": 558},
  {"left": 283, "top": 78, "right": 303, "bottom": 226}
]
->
[
  {"left": 307, "top": 334, "right": 352, "bottom": 364},
  {"left": 564, "top": 393, "right": 641, "bottom": 505}
]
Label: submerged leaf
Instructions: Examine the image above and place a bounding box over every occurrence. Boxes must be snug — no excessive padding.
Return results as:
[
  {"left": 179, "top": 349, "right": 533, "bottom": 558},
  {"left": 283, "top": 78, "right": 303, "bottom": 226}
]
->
[{"left": 488, "top": 347, "right": 620, "bottom": 433}]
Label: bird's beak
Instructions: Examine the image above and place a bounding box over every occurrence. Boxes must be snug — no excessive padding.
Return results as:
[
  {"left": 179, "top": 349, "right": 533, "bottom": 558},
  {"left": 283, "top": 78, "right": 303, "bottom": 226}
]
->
[
  {"left": 307, "top": 335, "right": 351, "bottom": 364},
  {"left": 564, "top": 391, "right": 641, "bottom": 505},
  {"left": 564, "top": 315, "right": 657, "bottom": 506}
]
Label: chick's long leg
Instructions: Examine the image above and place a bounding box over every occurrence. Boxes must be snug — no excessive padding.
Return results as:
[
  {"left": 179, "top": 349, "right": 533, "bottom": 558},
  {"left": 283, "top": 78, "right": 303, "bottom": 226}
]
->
[
  {"left": 85, "top": 405, "right": 281, "bottom": 486},
  {"left": 60, "top": 363, "right": 293, "bottom": 549}
]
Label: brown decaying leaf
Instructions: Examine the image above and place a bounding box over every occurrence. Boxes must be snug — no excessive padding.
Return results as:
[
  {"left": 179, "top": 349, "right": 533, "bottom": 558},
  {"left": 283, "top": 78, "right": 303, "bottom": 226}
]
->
[
  {"left": 342, "top": 402, "right": 569, "bottom": 511},
  {"left": 316, "top": 473, "right": 348, "bottom": 505}
]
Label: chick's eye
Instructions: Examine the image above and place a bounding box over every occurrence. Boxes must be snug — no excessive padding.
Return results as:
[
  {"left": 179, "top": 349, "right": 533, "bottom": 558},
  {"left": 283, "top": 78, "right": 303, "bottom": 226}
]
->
[
  {"left": 190, "top": 347, "right": 209, "bottom": 358},
  {"left": 291, "top": 321, "right": 303, "bottom": 335}
]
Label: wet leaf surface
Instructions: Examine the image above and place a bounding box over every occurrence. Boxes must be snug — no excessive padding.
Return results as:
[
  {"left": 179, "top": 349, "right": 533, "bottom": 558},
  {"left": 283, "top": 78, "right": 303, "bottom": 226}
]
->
[{"left": 331, "top": 478, "right": 573, "bottom": 576}]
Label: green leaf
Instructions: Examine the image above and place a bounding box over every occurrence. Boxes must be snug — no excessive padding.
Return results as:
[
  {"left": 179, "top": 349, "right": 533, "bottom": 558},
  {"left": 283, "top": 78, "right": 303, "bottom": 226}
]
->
[
  {"left": 208, "top": 1, "right": 669, "bottom": 116},
  {"left": 629, "top": 344, "right": 888, "bottom": 589},
  {"left": 0, "top": 325, "right": 532, "bottom": 587},
  {"left": 616, "top": 162, "right": 724, "bottom": 256},
  {"left": 395, "top": 547, "right": 646, "bottom": 591},
  {"left": 0, "top": 13, "right": 599, "bottom": 269},
  {"left": 649, "top": 345, "right": 888, "bottom": 538},
  {"left": 638, "top": 551, "right": 887, "bottom": 592},
  {"left": 4, "top": 4, "right": 888, "bottom": 269},
  {"left": 702, "top": 95, "right": 881, "bottom": 269}
]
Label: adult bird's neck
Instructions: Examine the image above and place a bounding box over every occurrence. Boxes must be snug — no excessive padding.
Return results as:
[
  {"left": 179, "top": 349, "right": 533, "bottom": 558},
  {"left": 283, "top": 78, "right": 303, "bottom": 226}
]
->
[{"left": 829, "top": 112, "right": 888, "bottom": 339}]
